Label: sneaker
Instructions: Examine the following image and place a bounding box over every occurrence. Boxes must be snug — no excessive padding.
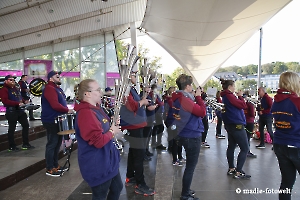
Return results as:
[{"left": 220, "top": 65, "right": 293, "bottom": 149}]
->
[
  {"left": 8, "top": 146, "right": 20, "bottom": 152},
  {"left": 201, "top": 142, "right": 210, "bottom": 148},
  {"left": 178, "top": 158, "right": 186, "bottom": 163},
  {"left": 46, "top": 168, "right": 61, "bottom": 177},
  {"left": 172, "top": 160, "right": 183, "bottom": 166},
  {"left": 55, "top": 165, "right": 69, "bottom": 172},
  {"left": 233, "top": 171, "right": 251, "bottom": 179},
  {"left": 145, "top": 151, "right": 153, "bottom": 156},
  {"left": 256, "top": 144, "right": 265, "bottom": 149},
  {"left": 227, "top": 168, "right": 236, "bottom": 175},
  {"left": 144, "top": 155, "right": 152, "bottom": 161},
  {"left": 21, "top": 144, "right": 35, "bottom": 150},
  {"left": 125, "top": 177, "right": 136, "bottom": 186},
  {"left": 135, "top": 184, "right": 155, "bottom": 196},
  {"left": 180, "top": 195, "right": 199, "bottom": 200},
  {"left": 247, "top": 152, "right": 257, "bottom": 158},
  {"left": 189, "top": 189, "right": 196, "bottom": 196},
  {"left": 217, "top": 135, "right": 226, "bottom": 139},
  {"left": 156, "top": 144, "right": 167, "bottom": 150}
]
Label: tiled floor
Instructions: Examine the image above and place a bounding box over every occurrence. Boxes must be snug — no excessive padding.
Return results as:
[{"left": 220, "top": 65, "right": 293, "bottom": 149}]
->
[{"left": 1, "top": 122, "right": 300, "bottom": 200}]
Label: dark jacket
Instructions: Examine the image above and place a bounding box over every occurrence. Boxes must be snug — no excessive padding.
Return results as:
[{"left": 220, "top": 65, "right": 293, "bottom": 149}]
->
[
  {"left": 74, "top": 101, "right": 120, "bottom": 187},
  {"left": 172, "top": 91, "right": 206, "bottom": 138},
  {"left": 244, "top": 101, "right": 255, "bottom": 123},
  {"left": 221, "top": 89, "right": 247, "bottom": 125},
  {"left": 41, "top": 81, "right": 68, "bottom": 123},
  {"left": 163, "top": 96, "right": 175, "bottom": 128},
  {"left": 271, "top": 89, "right": 300, "bottom": 148},
  {"left": 0, "top": 83, "right": 24, "bottom": 112},
  {"left": 18, "top": 80, "right": 30, "bottom": 101},
  {"left": 258, "top": 93, "right": 273, "bottom": 118}
]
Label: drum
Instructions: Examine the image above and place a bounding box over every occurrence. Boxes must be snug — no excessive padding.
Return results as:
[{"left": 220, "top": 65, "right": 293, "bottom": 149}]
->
[{"left": 56, "top": 114, "right": 75, "bottom": 135}]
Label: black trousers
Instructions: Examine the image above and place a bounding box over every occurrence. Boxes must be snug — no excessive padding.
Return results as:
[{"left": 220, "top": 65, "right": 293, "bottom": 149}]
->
[
  {"left": 5, "top": 111, "right": 29, "bottom": 147},
  {"left": 125, "top": 128, "right": 147, "bottom": 186},
  {"left": 201, "top": 116, "right": 209, "bottom": 143}
]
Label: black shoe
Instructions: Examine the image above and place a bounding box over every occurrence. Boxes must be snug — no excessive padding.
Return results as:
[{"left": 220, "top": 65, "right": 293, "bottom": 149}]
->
[
  {"left": 233, "top": 171, "right": 251, "bottom": 179},
  {"left": 46, "top": 169, "right": 61, "bottom": 177},
  {"left": 125, "top": 177, "right": 136, "bottom": 186},
  {"left": 247, "top": 152, "right": 257, "bottom": 158},
  {"left": 144, "top": 155, "right": 152, "bottom": 161},
  {"left": 135, "top": 184, "right": 155, "bottom": 196},
  {"left": 22, "top": 144, "right": 35, "bottom": 150},
  {"left": 29, "top": 118, "right": 36, "bottom": 121},
  {"left": 145, "top": 151, "right": 153, "bottom": 156},
  {"left": 55, "top": 165, "right": 69, "bottom": 172},
  {"left": 189, "top": 189, "right": 196, "bottom": 196},
  {"left": 8, "top": 146, "right": 20, "bottom": 152},
  {"left": 180, "top": 195, "right": 199, "bottom": 200},
  {"left": 227, "top": 168, "right": 236, "bottom": 175},
  {"left": 156, "top": 144, "right": 167, "bottom": 150},
  {"left": 256, "top": 144, "right": 265, "bottom": 149}
]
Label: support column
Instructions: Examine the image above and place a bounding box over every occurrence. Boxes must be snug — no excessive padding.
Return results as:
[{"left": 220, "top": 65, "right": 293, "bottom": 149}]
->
[
  {"left": 79, "top": 36, "right": 82, "bottom": 80},
  {"left": 130, "top": 22, "right": 140, "bottom": 93},
  {"left": 257, "top": 28, "right": 263, "bottom": 92}
]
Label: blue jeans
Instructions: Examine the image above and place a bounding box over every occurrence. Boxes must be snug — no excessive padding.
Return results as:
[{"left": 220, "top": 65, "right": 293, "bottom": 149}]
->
[
  {"left": 91, "top": 172, "right": 123, "bottom": 200},
  {"left": 274, "top": 144, "right": 300, "bottom": 200},
  {"left": 225, "top": 124, "right": 249, "bottom": 172},
  {"left": 43, "top": 122, "right": 62, "bottom": 170},
  {"left": 177, "top": 136, "right": 201, "bottom": 197},
  {"left": 259, "top": 117, "right": 274, "bottom": 145}
]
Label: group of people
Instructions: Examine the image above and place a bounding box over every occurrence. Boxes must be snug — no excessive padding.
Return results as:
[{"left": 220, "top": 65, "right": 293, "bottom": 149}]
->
[
  {"left": 2, "top": 69, "right": 299, "bottom": 200},
  {"left": 219, "top": 71, "right": 300, "bottom": 200},
  {"left": 0, "top": 74, "right": 35, "bottom": 151}
]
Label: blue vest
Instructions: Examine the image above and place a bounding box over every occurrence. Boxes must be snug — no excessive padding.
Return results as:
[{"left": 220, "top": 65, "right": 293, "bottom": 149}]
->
[
  {"left": 75, "top": 108, "right": 120, "bottom": 187},
  {"left": 120, "top": 87, "right": 146, "bottom": 128},
  {"left": 4, "top": 86, "right": 24, "bottom": 112},
  {"left": 173, "top": 98, "right": 203, "bottom": 138},
  {"left": 41, "top": 85, "right": 68, "bottom": 123},
  {"left": 221, "top": 95, "right": 246, "bottom": 125},
  {"left": 259, "top": 95, "right": 273, "bottom": 118},
  {"left": 271, "top": 98, "right": 300, "bottom": 147}
]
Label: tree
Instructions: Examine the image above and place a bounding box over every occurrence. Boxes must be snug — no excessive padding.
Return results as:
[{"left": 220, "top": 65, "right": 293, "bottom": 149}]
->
[
  {"left": 235, "top": 79, "right": 257, "bottom": 92},
  {"left": 273, "top": 62, "right": 288, "bottom": 74},
  {"left": 262, "top": 63, "right": 274, "bottom": 74},
  {"left": 203, "top": 79, "right": 222, "bottom": 91},
  {"left": 165, "top": 67, "right": 186, "bottom": 89}
]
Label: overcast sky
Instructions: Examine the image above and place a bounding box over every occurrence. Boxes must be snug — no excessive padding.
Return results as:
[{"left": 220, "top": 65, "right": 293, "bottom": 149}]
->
[{"left": 136, "top": 0, "right": 300, "bottom": 74}]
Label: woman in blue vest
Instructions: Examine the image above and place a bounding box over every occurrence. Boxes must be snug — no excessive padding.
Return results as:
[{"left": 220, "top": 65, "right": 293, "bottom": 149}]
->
[
  {"left": 172, "top": 74, "right": 206, "bottom": 200},
  {"left": 74, "top": 79, "right": 122, "bottom": 200},
  {"left": 220, "top": 79, "right": 250, "bottom": 179},
  {"left": 271, "top": 72, "right": 300, "bottom": 200}
]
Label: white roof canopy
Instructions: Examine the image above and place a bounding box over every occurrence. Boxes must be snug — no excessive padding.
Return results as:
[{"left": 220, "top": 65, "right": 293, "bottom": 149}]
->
[
  {"left": 141, "top": 0, "right": 291, "bottom": 86},
  {"left": 0, "top": 0, "right": 291, "bottom": 85}
]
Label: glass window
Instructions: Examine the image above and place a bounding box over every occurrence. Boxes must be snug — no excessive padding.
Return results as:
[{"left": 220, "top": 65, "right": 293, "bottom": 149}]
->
[
  {"left": 54, "top": 48, "right": 80, "bottom": 72},
  {"left": 80, "top": 62, "right": 105, "bottom": 88},
  {"left": 105, "top": 32, "right": 119, "bottom": 73},
  {"left": 0, "top": 60, "right": 23, "bottom": 70}
]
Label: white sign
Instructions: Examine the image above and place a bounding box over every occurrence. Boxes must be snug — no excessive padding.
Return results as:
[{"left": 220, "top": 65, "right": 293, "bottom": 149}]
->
[{"left": 206, "top": 87, "right": 218, "bottom": 97}]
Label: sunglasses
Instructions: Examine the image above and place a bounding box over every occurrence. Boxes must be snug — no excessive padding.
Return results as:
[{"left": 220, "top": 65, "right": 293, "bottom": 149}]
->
[{"left": 7, "top": 79, "right": 15, "bottom": 81}]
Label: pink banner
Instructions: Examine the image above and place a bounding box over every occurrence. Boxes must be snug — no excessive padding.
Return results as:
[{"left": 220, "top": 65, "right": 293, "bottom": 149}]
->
[
  {"left": 0, "top": 70, "right": 23, "bottom": 77},
  {"left": 24, "top": 59, "right": 52, "bottom": 82},
  {"left": 61, "top": 72, "right": 80, "bottom": 78},
  {"left": 106, "top": 72, "right": 120, "bottom": 88}
]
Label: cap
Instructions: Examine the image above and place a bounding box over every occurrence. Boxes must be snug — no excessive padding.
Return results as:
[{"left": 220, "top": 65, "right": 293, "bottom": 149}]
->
[
  {"left": 105, "top": 87, "right": 113, "bottom": 92},
  {"left": 5, "top": 75, "right": 14, "bottom": 80},
  {"left": 47, "top": 71, "right": 61, "bottom": 80}
]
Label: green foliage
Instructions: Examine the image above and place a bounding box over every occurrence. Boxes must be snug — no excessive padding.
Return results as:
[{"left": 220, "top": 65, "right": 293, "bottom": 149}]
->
[
  {"left": 203, "top": 79, "right": 222, "bottom": 91},
  {"left": 165, "top": 67, "right": 186, "bottom": 89},
  {"left": 235, "top": 79, "right": 257, "bottom": 91},
  {"left": 220, "top": 61, "right": 299, "bottom": 75}
]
